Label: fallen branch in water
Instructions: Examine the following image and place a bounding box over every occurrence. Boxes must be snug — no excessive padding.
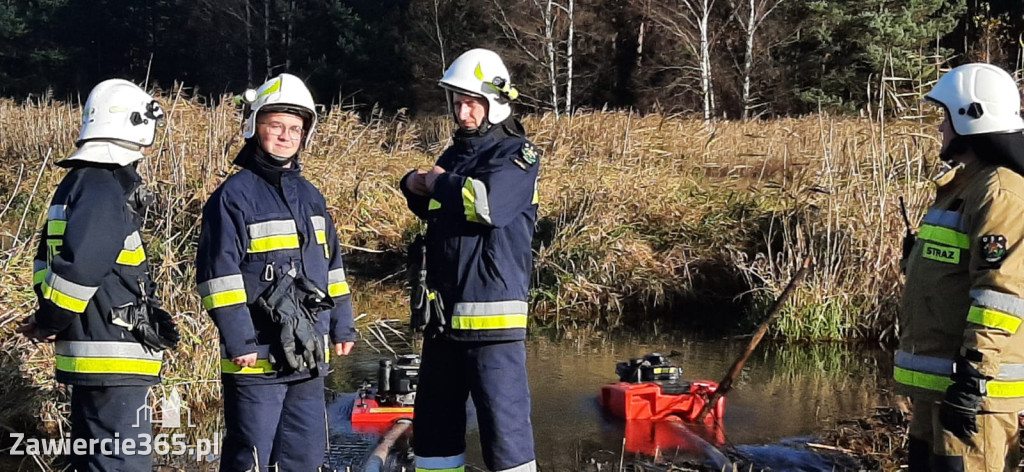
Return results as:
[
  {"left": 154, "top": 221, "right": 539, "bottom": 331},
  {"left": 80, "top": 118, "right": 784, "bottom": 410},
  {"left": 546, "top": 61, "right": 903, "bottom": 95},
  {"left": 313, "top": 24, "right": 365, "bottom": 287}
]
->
[{"left": 698, "top": 255, "right": 813, "bottom": 422}]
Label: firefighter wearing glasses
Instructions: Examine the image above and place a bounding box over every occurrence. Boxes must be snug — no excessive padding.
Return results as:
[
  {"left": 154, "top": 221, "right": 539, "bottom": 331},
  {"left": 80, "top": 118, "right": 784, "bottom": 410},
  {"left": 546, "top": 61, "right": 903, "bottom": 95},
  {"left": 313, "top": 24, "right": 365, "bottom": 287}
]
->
[
  {"left": 400, "top": 48, "right": 540, "bottom": 472},
  {"left": 17, "top": 78, "right": 179, "bottom": 471},
  {"left": 195, "top": 73, "right": 356, "bottom": 472},
  {"left": 898, "top": 63, "right": 1024, "bottom": 471}
]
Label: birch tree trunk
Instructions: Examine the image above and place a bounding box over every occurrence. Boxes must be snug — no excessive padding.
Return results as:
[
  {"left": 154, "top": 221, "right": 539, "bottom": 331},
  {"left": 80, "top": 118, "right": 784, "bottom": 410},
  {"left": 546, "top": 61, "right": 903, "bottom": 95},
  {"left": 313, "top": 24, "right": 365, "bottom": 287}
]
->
[
  {"left": 433, "top": 0, "right": 446, "bottom": 74},
  {"left": 741, "top": 0, "right": 755, "bottom": 120},
  {"left": 698, "top": 0, "right": 713, "bottom": 121},
  {"left": 544, "top": 0, "right": 560, "bottom": 116},
  {"left": 565, "top": 0, "right": 574, "bottom": 114}
]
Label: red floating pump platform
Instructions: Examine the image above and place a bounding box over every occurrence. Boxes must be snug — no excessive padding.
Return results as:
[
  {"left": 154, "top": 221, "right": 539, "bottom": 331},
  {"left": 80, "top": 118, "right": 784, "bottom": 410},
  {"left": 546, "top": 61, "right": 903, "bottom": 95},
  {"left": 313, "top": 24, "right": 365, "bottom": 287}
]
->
[
  {"left": 600, "top": 379, "right": 724, "bottom": 421},
  {"left": 599, "top": 352, "right": 725, "bottom": 421}
]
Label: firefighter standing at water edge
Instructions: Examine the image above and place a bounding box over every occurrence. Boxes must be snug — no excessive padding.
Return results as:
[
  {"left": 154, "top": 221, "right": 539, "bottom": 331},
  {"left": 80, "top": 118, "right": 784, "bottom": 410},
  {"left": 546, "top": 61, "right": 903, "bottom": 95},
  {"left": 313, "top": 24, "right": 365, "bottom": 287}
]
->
[
  {"left": 195, "top": 73, "right": 356, "bottom": 472},
  {"left": 16, "top": 78, "right": 180, "bottom": 471},
  {"left": 400, "top": 48, "right": 540, "bottom": 472},
  {"left": 896, "top": 63, "right": 1024, "bottom": 471}
]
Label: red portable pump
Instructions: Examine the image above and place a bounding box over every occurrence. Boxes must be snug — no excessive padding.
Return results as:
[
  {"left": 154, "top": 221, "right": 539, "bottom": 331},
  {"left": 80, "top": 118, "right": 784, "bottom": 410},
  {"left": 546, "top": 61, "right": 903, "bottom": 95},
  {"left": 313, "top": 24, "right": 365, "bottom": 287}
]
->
[
  {"left": 599, "top": 352, "right": 725, "bottom": 421},
  {"left": 351, "top": 354, "right": 420, "bottom": 434},
  {"left": 599, "top": 353, "right": 728, "bottom": 461}
]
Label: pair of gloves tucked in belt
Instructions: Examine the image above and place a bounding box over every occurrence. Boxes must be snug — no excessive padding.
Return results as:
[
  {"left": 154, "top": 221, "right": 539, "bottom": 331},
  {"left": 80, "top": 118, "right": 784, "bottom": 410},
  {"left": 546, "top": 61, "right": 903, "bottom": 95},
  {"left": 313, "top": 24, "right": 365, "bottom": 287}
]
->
[
  {"left": 940, "top": 351, "right": 991, "bottom": 439},
  {"left": 254, "top": 268, "right": 334, "bottom": 374}
]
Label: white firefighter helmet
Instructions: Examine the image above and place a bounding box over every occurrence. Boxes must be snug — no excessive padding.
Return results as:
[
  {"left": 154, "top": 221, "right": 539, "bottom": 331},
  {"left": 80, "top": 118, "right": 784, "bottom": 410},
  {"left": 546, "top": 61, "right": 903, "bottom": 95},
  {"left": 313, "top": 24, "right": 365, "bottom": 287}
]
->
[
  {"left": 242, "top": 73, "right": 317, "bottom": 148},
  {"left": 439, "top": 48, "right": 519, "bottom": 125},
  {"left": 67, "top": 79, "right": 164, "bottom": 166},
  {"left": 926, "top": 63, "right": 1024, "bottom": 136}
]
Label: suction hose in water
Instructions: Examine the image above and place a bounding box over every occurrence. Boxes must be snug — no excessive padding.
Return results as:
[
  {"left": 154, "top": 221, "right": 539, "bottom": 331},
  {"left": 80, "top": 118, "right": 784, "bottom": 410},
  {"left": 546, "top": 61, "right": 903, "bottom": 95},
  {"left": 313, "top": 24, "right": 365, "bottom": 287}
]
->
[{"left": 362, "top": 419, "right": 413, "bottom": 472}]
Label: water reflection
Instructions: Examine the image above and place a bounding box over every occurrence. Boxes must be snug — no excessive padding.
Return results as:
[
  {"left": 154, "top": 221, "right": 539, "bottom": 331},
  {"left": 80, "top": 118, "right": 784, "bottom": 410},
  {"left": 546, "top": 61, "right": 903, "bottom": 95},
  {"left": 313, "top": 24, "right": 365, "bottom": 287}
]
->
[{"left": 326, "top": 333, "right": 894, "bottom": 471}]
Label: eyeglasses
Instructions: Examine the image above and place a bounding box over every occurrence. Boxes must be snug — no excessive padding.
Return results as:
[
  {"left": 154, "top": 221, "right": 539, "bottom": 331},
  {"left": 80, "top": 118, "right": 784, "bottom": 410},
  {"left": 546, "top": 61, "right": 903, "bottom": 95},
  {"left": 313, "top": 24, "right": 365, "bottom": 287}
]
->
[{"left": 258, "top": 121, "right": 304, "bottom": 141}]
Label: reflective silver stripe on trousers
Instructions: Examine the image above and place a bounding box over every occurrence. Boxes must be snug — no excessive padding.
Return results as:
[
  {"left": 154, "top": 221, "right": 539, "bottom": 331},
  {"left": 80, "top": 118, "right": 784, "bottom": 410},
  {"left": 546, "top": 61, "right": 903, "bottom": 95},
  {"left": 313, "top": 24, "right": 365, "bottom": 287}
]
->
[
  {"left": 971, "top": 289, "right": 1024, "bottom": 318},
  {"left": 123, "top": 231, "right": 143, "bottom": 250},
  {"left": 415, "top": 454, "right": 466, "bottom": 470},
  {"left": 453, "top": 300, "right": 529, "bottom": 317},
  {"left": 922, "top": 208, "right": 965, "bottom": 231},
  {"left": 894, "top": 350, "right": 952, "bottom": 376},
  {"left": 311, "top": 215, "right": 326, "bottom": 232},
  {"left": 48, "top": 205, "right": 67, "bottom": 220},
  {"left": 56, "top": 340, "right": 163, "bottom": 361},
  {"left": 197, "top": 274, "right": 246, "bottom": 298},
  {"left": 247, "top": 219, "right": 298, "bottom": 238},
  {"left": 496, "top": 460, "right": 538, "bottom": 472},
  {"left": 328, "top": 268, "right": 346, "bottom": 285},
  {"left": 45, "top": 272, "right": 98, "bottom": 300},
  {"left": 467, "top": 178, "right": 493, "bottom": 225}
]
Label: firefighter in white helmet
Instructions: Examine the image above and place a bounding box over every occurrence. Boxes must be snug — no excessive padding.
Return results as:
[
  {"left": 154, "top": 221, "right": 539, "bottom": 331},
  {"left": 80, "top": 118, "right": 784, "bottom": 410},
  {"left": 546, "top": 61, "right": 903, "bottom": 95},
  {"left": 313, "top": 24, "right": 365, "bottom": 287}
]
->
[
  {"left": 17, "top": 78, "right": 179, "bottom": 471},
  {"left": 400, "top": 48, "right": 540, "bottom": 472},
  {"left": 195, "top": 73, "right": 356, "bottom": 471},
  {"left": 897, "top": 63, "right": 1024, "bottom": 471}
]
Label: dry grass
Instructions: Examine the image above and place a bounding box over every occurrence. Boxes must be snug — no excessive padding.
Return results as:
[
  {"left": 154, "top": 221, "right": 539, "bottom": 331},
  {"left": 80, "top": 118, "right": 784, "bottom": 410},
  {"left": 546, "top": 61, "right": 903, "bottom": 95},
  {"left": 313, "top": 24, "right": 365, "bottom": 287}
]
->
[{"left": 0, "top": 91, "right": 939, "bottom": 445}]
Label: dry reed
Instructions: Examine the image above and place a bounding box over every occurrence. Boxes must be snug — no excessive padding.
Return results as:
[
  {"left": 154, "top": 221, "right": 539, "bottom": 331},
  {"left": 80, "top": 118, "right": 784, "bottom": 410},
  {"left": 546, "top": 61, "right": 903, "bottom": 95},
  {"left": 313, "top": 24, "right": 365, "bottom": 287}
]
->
[{"left": 0, "top": 89, "right": 939, "bottom": 444}]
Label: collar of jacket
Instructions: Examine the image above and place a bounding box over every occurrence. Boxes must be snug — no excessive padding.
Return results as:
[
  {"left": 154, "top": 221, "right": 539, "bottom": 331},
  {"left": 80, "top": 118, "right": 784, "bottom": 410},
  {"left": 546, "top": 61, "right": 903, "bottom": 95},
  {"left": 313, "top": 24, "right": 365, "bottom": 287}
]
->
[
  {"left": 933, "top": 159, "right": 990, "bottom": 191},
  {"left": 58, "top": 140, "right": 146, "bottom": 168},
  {"left": 58, "top": 157, "right": 142, "bottom": 194},
  {"left": 232, "top": 140, "right": 301, "bottom": 186},
  {"left": 452, "top": 117, "right": 527, "bottom": 154}
]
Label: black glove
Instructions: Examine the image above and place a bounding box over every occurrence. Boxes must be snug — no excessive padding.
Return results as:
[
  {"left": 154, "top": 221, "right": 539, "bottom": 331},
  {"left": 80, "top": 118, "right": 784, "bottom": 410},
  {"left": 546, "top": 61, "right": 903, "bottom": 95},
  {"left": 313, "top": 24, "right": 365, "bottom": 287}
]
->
[
  {"left": 112, "top": 303, "right": 179, "bottom": 351},
  {"left": 134, "top": 306, "right": 180, "bottom": 351},
  {"left": 939, "top": 355, "right": 989, "bottom": 439}
]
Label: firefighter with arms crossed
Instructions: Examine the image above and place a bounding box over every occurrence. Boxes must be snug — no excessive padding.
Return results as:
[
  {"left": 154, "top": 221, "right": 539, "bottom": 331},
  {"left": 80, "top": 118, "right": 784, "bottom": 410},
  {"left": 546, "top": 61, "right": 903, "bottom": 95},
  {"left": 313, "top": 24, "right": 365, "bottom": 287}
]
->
[
  {"left": 400, "top": 48, "right": 540, "bottom": 472},
  {"left": 195, "top": 73, "right": 356, "bottom": 472},
  {"left": 17, "top": 78, "right": 179, "bottom": 471},
  {"left": 898, "top": 63, "right": 1024, "bottom": 471}
]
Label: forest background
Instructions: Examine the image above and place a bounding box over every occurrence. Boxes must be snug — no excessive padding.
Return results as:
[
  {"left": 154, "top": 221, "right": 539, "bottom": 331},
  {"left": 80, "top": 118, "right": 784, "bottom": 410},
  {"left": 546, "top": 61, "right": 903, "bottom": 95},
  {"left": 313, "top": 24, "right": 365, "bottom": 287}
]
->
[{"left": 0, "top": 0, "right": 1020, "bottom": 119}]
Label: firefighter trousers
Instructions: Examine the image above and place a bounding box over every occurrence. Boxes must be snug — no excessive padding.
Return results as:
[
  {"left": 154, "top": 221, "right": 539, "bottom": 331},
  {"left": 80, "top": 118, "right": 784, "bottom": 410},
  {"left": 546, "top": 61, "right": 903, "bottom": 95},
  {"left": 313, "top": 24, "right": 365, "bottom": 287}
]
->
[
  {"left": 413, "top": 339, "right": 536, "bottom": 472},
  {"left": 69, "top": 385, "right": 152, "bottom": 472},
  {"left": 220, "top": 376, "right": 326, "bottom": 472},
  {"left": 909, "top": 397, "right": 1021, "bottom": 472}
]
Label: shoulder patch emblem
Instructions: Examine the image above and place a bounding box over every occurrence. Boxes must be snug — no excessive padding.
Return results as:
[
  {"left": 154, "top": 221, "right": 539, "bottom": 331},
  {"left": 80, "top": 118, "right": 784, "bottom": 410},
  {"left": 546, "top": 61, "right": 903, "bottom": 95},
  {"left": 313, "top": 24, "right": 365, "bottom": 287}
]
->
[
  {"left": 521, "top": 143, "right": 538, "bottom": 165},
  {"left": 981, "top": 234, "right": 1008, "bottom": 264}
]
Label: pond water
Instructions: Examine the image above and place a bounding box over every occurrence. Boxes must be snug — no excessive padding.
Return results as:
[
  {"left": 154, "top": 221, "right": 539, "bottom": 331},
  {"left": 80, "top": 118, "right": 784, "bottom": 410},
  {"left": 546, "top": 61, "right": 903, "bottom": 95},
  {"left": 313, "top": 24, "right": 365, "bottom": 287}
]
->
[{"left": 324, "top": 332, "right": 895, "bottom": 471}]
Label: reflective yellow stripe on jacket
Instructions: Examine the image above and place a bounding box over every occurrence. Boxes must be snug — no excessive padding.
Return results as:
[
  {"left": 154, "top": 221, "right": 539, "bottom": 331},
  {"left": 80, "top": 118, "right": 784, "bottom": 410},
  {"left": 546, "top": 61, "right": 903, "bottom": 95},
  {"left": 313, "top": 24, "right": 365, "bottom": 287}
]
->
[
  {"left": 328, "top": 268, "right": 350, "bottom": 297},
  {"left": 197, "top": 274, "right": 247, "bottom": 310},
  {"left": 41, "top": 271, "right": 98, "bottom": 313},
  {"left": 116, "top": 231, "right": 147, "bottom": 266},
  {"left": 894, "top": 350, "right": 1024, "bottom": 398},
  {"left": 450, "top": 301, "right": 528, "bottom": 330},
  {"left": 461, "top": 178, "right": 493, "bottom": 226},
  {"left": 55, "top": 340, "right": 163, "bottom": 376},
  {"left": 246, "top": 219, "right": 300, "bottom": 253},
  {"left": 970, "top": 289, "right": 1024, "bottom": 333},
  {"left": 918, "top": 209, "right": 970, "bottom": 264}
]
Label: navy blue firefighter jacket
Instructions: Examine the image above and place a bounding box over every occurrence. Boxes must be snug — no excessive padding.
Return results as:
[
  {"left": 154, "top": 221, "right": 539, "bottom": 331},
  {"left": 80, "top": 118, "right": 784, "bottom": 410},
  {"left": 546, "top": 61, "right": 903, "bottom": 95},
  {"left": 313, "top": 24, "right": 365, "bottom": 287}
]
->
[
  {"left": 196, "top": 143, "right": 356, "bottom": 385},
  {"left": 400, "top": 119, "right": 540, "bottom": 342},
  {"left": 32, "top": 157, "right": 163, "bottom": 387}
]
